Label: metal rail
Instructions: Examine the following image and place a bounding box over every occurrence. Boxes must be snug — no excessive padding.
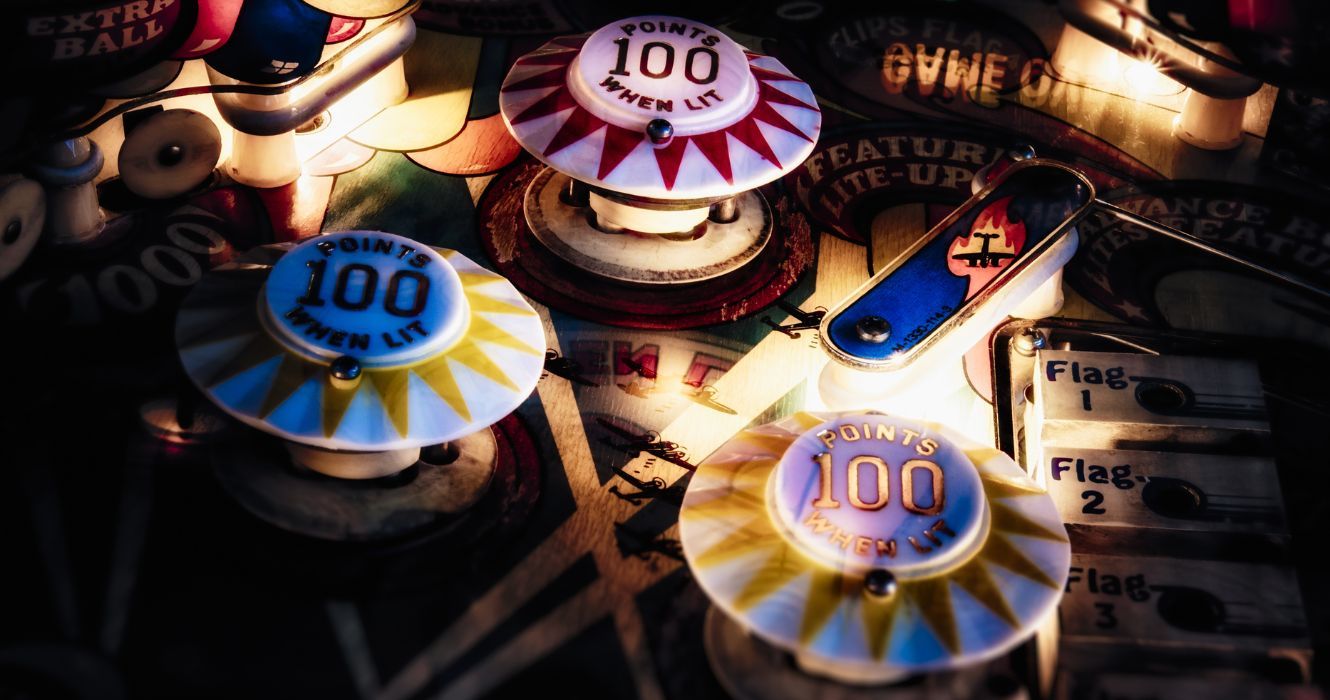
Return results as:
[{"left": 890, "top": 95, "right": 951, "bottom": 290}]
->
[{"left": 1092, "top": 199, "right": 1330, "bottom": 307}]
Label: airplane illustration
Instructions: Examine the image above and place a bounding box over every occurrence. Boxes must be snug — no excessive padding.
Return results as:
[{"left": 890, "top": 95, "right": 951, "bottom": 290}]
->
[{"left": 951, "top": 230, "right": 1016, "bottom": 268}]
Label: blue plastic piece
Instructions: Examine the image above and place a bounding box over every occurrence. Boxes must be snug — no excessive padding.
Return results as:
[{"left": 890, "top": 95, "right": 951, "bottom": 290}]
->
[
  {"left": 825, "top": 163, "right": 1092, "bottom": 364},
  {"left": 205, "top": 0, "right": 331, "bottom": 85}
]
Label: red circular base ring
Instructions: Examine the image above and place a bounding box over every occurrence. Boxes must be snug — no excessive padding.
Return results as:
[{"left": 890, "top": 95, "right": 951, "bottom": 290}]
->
[{"left": 478, "top": 158, "right": 814, "bottom": 330}]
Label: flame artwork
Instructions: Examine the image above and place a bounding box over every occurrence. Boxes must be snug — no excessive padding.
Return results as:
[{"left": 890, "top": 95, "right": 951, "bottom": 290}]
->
[{"left": 947, "top": 196, "right": 1028, "bottom": 297}]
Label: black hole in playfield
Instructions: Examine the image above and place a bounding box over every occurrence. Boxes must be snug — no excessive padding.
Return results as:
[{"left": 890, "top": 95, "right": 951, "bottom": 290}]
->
[
  {"left": 1137, "top": 382, "right": 1187, "bottom": 412},
  {"left": 420, "top": 442, "right": 460, "bottom": 466}
]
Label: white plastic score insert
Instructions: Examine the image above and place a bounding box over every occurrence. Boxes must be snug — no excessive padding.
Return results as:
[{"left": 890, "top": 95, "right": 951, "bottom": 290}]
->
[
  {"left": 567, "top": 19, "right": 758, "bottom": 138},
  {"left": 769, "top": 417, "right": 989, "bottom": 579},
  {"left": 261, "top": 232, "right": 469, "bottom": 368}
]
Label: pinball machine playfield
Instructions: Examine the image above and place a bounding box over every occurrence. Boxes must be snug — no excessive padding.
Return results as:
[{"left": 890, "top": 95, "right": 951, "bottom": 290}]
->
[{"left": 1, "top": 1, "right": 1329, "bottom": 699}]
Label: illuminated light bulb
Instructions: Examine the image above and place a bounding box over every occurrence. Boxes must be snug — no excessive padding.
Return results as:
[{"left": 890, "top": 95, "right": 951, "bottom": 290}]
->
[{"left": 1121, "top": 56, "right": 1184, "bottom": 97}]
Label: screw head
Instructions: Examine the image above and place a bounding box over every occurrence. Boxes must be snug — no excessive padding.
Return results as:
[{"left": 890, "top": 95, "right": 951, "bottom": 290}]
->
[
  {"left": 1013, "top": 327, "right": 1047, "bottom": 356},
  {"left": 646, "top": 119, "right": 674, "bottom": 146},
  {"left": 157, "top": 143, "right": 185, "bottom": 167},
  {"left": 1008, "top": 143, "right": 1037, "bottom": 161},
  {"left": 864, "top": 568, "right": 897, "bottom": 598},
  {"left": 329, "top": 355, "right": 362, "bottom": 381},
  {"left": 855, "top": 315, "right": 891, "bottom": 343}
]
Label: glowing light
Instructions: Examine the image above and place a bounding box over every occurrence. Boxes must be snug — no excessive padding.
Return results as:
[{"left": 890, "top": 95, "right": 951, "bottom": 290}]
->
[
  {"left": 1121, "top": 56, "right": 1181, "bottom": 97},
  {"left": 295, "top": 52, "right": 407, "bottom": 162},
  {"left": 293, "top": 17, "right": 410, "bottom": 161},
  {"left": 1049, "top": 25, "right": 1125, "bottom": 85}
]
